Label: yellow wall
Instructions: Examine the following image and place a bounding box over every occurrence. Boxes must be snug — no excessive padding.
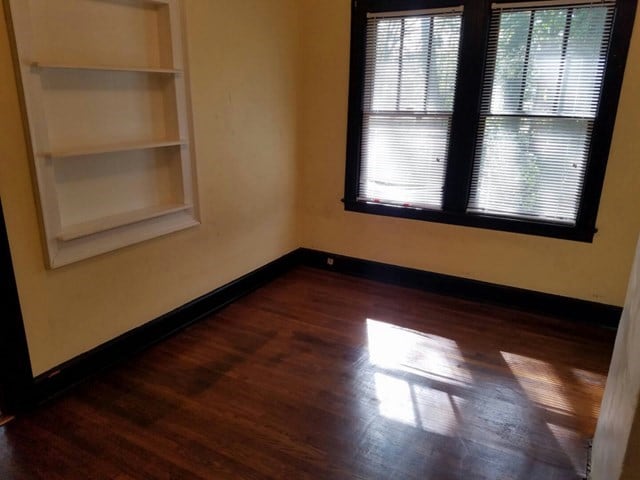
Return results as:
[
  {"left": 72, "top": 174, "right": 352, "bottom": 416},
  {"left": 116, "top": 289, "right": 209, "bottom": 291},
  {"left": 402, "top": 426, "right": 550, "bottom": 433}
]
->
[
  {"left": 0, "top": 0, "right": 300, "bottom": 376},
  {"left": 297, "top": 0, "right": 640, "bottom": 307}
]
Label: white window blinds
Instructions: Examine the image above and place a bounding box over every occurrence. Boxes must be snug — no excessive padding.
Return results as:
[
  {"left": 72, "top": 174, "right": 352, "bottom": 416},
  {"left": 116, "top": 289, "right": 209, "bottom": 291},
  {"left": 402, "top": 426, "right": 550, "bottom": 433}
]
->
[
  {"left": 359, "top": 8, "right": 463, "bottom": 209},
  {"left": 468, "top": 2, "right": 615, "bottom": 224}
]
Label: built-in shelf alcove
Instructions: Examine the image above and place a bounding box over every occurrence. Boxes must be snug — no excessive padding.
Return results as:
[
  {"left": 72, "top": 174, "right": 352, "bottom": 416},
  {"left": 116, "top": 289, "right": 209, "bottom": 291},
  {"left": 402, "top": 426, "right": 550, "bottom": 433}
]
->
[{"left": 8, "top": 0, "right": 199, "bottom": 267}]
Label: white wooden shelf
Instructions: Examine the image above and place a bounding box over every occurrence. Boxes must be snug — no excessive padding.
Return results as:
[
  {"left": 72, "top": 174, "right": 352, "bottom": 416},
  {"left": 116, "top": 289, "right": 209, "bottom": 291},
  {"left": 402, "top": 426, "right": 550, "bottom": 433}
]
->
[
  {"left": 58, "top": 204, "right": 191, "bottom": 242},
  {"left": 42, "top": 140, "right": 187, "bottom": 159},
  {"left": 32, "top": 62, "right": 182, "bottom": 74},
  {"left": 9, "top": 0, "right": 199, "bottom": 267}
]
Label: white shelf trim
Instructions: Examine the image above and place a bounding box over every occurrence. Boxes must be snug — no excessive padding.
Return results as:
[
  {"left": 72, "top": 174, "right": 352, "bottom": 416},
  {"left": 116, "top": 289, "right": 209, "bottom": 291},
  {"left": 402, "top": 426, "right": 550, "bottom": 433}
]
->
[
  {"left": 42, "top": 140, "right": 187, "bottom": 159},
  {"left": 32, "top": 62, "right": 182, "bottom": 74},
  {"left": 58, "top": 204, "right": 192, "bottom": 242}
]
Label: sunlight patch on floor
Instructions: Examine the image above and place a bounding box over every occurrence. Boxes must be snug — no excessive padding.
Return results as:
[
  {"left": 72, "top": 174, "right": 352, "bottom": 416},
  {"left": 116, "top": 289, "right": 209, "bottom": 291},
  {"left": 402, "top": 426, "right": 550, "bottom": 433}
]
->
[
  {"left": 367, "top": 319, "right": 467, "bottom": 435},
  {"left": 366, "top": 318, "right": 473, "bottom": 386},
  {"left": 501, "top": 351, "right": 575, "bottom": 414},
  {"left": 374, "top": 372, "right": 418, "bottom": 427},
  {"left": 572, "top": 367, "right": 607, "bottom": 418},
  {"left": 374, "top": 371, "right": 461, "bottom": 435},
  {"left": 546, "top": 422, "right": 585, "bottom": 475}
]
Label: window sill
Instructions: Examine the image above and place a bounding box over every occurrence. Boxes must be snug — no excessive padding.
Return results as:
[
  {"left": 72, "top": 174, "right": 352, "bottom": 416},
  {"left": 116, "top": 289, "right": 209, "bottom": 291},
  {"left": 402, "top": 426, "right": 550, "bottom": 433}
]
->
[{"left": 343, "top": 200, "right": 596, "bottom": 243}]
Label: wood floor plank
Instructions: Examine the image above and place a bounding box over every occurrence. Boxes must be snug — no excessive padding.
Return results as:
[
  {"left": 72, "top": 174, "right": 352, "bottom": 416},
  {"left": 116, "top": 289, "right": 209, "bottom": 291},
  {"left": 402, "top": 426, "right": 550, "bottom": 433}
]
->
[{"left": 0, "top": 267, "right": 614, "bottom": 479}]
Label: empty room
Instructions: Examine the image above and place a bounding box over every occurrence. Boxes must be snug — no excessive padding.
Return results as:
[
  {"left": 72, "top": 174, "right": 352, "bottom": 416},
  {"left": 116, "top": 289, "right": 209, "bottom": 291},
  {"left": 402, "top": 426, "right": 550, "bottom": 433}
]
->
[{"left": 1, "top": 0, "right": 640, "bottom": 479}]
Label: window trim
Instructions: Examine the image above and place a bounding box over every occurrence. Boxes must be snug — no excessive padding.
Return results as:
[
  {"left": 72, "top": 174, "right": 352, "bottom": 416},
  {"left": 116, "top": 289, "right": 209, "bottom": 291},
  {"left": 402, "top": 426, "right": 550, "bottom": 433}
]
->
[{"left": 345, "top": 0, "right": 637, "bottom": 242}]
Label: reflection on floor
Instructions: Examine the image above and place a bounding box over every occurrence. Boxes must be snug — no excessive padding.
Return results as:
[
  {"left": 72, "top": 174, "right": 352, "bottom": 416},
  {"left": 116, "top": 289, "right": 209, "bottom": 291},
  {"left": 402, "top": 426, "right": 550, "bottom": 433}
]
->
[{"left": 0, "top": 267, "right": 614, "bottom": 479}]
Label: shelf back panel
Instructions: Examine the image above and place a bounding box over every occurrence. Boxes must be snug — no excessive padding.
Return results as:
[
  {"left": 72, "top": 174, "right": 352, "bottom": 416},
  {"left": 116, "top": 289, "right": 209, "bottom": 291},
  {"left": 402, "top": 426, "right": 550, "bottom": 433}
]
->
[
  {"left": 41, "top": 69, "right": 178, "bottom": 151},
  {"left": 29, "top": 0, "right": 173, "bottom": 68},
  {"left": 54, "top": 148, "right": 184, "bottom": 228}
]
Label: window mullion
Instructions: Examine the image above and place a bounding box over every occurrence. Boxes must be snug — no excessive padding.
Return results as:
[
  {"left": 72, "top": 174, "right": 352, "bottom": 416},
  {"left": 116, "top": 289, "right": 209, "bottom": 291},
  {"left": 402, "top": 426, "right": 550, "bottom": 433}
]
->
[{"left": 442, "top": 0, "right": 491, "bottom": 213}]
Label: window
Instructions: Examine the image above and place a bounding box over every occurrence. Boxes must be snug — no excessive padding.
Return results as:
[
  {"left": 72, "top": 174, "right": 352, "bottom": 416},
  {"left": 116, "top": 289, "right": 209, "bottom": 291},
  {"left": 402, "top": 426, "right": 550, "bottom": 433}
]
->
[
  {"left": 345, "top": 0, "right": 636, "bottom": 241},
  {"left": 360, "top": 8, "right": 463, "bottom": 209}
]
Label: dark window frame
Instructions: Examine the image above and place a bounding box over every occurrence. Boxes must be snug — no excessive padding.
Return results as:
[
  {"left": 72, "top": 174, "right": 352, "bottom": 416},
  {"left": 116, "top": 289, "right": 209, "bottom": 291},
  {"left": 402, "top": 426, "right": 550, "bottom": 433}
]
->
[{"left": 344, "top": 0, "right": 637, "bottom": 242}]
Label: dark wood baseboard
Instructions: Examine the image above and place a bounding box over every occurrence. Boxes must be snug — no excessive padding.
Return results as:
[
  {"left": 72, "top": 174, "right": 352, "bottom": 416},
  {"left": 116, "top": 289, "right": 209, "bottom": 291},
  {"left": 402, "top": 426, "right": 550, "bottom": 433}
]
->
[
  {"left": 297, "top": 248, "right": 622, "bottom": 329},
  {"left": 7, "top": 246, "right": 621, "bottom": 412},
  {"left": 28, "top": 250, "right": 302, "bottom": 409}
]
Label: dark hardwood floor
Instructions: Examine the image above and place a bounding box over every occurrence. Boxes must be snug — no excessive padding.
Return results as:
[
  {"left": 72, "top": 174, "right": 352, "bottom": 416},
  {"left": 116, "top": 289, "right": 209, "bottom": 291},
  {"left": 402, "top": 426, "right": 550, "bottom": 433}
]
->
[{"left": 0, "top": 267, "right": 615, "bottom": 479}]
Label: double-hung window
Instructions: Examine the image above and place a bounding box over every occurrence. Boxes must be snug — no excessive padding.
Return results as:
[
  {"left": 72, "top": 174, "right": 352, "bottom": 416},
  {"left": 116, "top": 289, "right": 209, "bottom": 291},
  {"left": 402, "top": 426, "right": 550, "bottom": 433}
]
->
[
  {"left": 345, "top": 0, "right": 636, "bottom": 241},
  {"left": 360, "top": 8, "right": 463, "bottom": 210}
]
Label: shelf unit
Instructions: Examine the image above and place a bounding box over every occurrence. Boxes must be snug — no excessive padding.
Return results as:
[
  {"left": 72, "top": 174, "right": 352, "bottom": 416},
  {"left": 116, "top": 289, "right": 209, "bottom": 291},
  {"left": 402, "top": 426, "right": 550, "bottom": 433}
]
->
[{"left": 8, "top": 0, "right": 199, "bottom": 268}]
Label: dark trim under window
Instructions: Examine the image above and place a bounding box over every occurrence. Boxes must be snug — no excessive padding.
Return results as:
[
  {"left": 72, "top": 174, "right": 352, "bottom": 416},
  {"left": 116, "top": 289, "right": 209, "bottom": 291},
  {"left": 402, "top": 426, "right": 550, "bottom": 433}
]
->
[{"left": 345, "top": 0, "right": 637, "bottom": 241}]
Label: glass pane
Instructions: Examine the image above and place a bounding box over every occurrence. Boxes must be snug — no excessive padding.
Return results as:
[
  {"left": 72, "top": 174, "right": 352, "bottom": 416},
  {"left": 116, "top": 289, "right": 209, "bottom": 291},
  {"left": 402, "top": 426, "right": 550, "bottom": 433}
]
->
[
  {"left": 560, "top": 7, "right": 610, "bottom": 117},
  {"left": 427, "top": 16, "right": 462, "bottom": 111},
  {"left": 360, "top": 115, "right": 451, "bottom": 209},
  {"left": 399, "top": 17, "right": 432, "bottom": 111},
  {"left": 366, "top": 14, "right": 461, "bottom": 113},
  {"left": 469, "top": 116, "right": 590, "bottom": 223},
  {"left": 370, "top": 18, "right": 403, "bottom": 111},
  {"left": 488, "top": 5, "right": 611, "bottom": 117},
  {"left": 490, "top": 11, "right": 531, "bottom": 114},
  {"left": 523, "top": 9, "right": 568, "bottom": 115}
]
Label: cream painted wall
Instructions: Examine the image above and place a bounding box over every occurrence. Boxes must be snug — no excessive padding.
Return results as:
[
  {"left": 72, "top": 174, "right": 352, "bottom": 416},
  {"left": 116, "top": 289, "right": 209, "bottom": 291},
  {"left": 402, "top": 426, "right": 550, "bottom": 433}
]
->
[
  {"left": 297, "top": 0, "right": 640, "bottom": 306},
  {"left": 0, "top": 0, "right": 299, "bottom": 375}
]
